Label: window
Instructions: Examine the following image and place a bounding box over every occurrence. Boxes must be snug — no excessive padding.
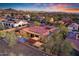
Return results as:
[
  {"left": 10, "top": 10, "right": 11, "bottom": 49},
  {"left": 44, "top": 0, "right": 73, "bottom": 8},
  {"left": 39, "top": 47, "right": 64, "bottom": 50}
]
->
[
  {"left": 22, "top": 24, "right": 25, "bottom": 26},
  {"left": 76, "top": 33, "right": 79, "bottom": 40},
  {"left": 9, "top": 24, "right": 10, "bottom": 26},
  {"left": 19, "top": 25, "right": 21, "bottom": 27},
  {"left": 31, "top": 34, "right": 34, "bottom": 37},
  {"left": 78, "top": 35, "right": 79, "bottom": 38},
  {"left": 35, "top": 35, "right": 39, "bottom": 37}
]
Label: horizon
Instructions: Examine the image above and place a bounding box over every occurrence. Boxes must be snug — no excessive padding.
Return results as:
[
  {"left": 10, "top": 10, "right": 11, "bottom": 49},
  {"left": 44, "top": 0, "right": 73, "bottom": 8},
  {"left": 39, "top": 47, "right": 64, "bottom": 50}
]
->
[{"left": 0, "top": 3, "right": 79, "bottom": 13}]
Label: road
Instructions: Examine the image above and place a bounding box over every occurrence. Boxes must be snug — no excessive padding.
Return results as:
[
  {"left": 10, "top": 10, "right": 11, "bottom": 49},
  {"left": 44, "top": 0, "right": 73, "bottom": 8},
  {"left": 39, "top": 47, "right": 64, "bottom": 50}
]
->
[
  {"left": 0, "top": 39, "right": 49, "bottom": 56},
  {"left": 11, "top": 43, "right": 49, "bottom": 56}
]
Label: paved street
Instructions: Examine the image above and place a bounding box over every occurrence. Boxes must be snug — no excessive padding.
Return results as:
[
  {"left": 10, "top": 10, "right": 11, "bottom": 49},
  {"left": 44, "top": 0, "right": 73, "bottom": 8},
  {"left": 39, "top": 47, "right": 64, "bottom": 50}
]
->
[{"left": 0, "top": 39, "right": 49, "bottom": 56}]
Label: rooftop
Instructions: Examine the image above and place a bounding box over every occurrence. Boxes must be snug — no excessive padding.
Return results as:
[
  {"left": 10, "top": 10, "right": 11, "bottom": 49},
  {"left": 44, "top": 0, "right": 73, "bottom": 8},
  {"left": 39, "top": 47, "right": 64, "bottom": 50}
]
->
[
  {"left": 0, "top": 17, "right": 6, "bottom": 21},
  {"left": 21, "top": 26, "right": 56, "bottom": 36}
]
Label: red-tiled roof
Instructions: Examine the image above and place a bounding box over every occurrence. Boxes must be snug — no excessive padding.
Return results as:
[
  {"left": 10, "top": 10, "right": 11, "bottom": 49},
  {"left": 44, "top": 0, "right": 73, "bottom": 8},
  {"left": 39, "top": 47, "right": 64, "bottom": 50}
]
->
[
  {"left": 0, "top": 17, "right": 6, "bottom": 21},
  {"left": 21, "top": 26, "right": 55, "bottom": 36}
]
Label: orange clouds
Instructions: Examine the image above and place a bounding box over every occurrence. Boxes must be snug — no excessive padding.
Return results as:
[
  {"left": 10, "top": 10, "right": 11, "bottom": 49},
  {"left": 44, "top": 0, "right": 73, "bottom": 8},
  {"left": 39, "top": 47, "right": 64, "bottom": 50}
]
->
[
  {"left": 63, "top": 8, "right": 79, "bottom": 13},
  {"left": 47, "top": 4, "right": 79, "bottom": 13}
]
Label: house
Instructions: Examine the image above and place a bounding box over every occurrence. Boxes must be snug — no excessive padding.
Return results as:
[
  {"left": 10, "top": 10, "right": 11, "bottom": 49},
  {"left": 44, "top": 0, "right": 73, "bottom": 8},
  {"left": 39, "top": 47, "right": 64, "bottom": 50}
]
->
[
  {"left": 67, "top": 31, "right": 79, "bottom": 51},
  {"left": 13, "top": 20, "right": 28, "bottom": 27},
  {"left": 1, "top": 20, "right": 29, "bottom": 28},
  {"left": 36, "top": 16, "right": 46, "bottom": 23},
  {"left": 15, "top": 15, "right": 22, "bottom": 19},
  {"left": 19, "top": 26, "right": 56, "bottom": 39},
  {"left": 1, "top": 21, "right": 14, "bottom": 28},
  {"left": 49, "top": 17, "right": 54, "bottom": 23},
  {"left": 67, "top": 31, "right": 78, "bottom": 40},
  {"left": 26, "top": 14, "right": 31, "bottom": 21},
  {"left": 68, "top": 23, "right": 79, "bottom": 32},
  {"left": 0, "top": 17, "right": 6, "bottom": 21},
  {"left": 61, "top": 17, "right": 72, "bottom": 25}
]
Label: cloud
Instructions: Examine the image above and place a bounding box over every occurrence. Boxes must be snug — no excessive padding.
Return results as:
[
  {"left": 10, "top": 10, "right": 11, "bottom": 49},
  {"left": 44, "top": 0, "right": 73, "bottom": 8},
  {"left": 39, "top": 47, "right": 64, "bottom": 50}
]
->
[{"left": 45, "top": 3, "right": 79, "bottom": 13}]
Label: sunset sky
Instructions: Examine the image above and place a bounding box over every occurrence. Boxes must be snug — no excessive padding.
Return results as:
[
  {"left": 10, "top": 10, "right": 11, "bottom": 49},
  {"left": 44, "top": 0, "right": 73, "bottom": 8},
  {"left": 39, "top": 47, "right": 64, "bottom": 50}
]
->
[{"left": 0, "top": 3, "right": 79, "bottom": 13}]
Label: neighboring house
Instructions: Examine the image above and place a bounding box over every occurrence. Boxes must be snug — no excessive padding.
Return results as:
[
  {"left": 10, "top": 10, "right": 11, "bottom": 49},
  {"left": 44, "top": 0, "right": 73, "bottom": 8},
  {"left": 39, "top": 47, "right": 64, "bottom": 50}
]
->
[
  {"left": 26, "top": 14, "right": 31, "bottom": 21},
  {"left": 49, "top": 17, "right": 54, "bottom": 23},
  {"left": 67, "top": 31, "right": 79, "bottom": 51},
  {"left": 68, "top": 23, "right": 79, "bottom": 32},
  {"left": 1, "top": 20, "right": 28, "bottom": 28},
  {"left": 36, "top": 16, "right": 46, "bottom": 23},
  {"left": 61, "top": 17, "right": 72, "bottom": 25},
  {"left": 19, "top": 26, "right": 56, "bottom": 39},
  {"left": 13, "top": 20, "right": 28, "bottom": 27},
  {"left": 67, "top": 31, "right": 78, "bottom": 40},
  {"left": 0, "top": 17, "right": 6, "bottom": 22},
  {"left": 1, "top": 21, "right": 14, "bottom": 28},
  {"left": 15, "top": 15, "right": 22, "bottom": 19}
]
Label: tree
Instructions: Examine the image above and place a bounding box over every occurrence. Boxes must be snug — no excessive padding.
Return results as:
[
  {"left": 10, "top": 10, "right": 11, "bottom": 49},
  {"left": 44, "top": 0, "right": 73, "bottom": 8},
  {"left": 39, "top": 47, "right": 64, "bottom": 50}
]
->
[
  {"left": 0, "top": 23, "right": 5, "bottom": 30},
  {"left": 0, "top": 31, "right": 6, "bottom": 39},
  {"left": 42, "top": 24, "right": 73, "bottom": 55},
  {"left": 0, "top": 31, "right": 17, "bottom": 47},
  {"left": 34, "top": 21, "right": 41, "bottom": 26},
  {"left": 5, "top": 31, "right": 17, "bottom": 47}
]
